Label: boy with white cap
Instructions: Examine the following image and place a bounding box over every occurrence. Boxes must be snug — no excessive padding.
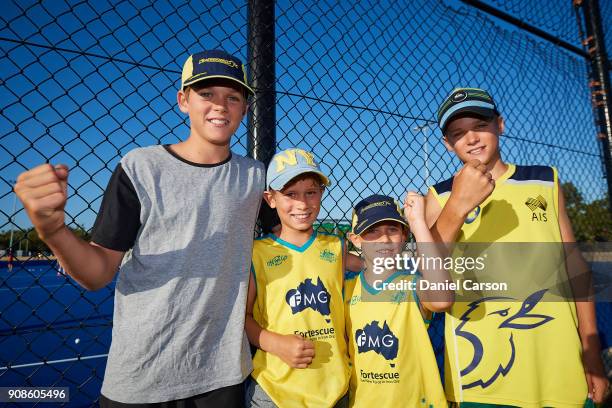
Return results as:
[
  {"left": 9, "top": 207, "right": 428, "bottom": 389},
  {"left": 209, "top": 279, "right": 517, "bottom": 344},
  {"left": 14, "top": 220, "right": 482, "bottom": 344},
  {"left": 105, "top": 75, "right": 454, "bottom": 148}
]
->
[{"left": 245, "top": 148, "right": 350, "bottom": 407}]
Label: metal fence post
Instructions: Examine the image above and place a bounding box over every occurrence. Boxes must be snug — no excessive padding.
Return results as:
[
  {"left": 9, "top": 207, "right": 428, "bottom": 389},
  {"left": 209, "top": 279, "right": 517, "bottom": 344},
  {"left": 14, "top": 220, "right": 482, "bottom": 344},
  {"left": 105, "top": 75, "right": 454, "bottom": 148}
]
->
[
  {"left": 247, "top": 0, "right": 276, "bottom": 167},
  {"left": 581, "top": 0, "right": 612, "bottom": 210}
]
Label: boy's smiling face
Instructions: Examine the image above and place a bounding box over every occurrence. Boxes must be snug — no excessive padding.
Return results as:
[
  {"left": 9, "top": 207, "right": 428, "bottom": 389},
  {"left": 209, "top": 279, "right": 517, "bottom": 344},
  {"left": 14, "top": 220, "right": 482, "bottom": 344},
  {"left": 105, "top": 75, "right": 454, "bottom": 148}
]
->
[
  {"left": 178, "top": 79, "right": 247, "bottom": 148},
  {"left": 350, "top": 221, "right": 407, "bottom": 267},
  {"left": 443, "top": 115, "right": 504, "bottom": 166},
  {"left": 265, "top": 174, "right": 323, "bottom": 235}
]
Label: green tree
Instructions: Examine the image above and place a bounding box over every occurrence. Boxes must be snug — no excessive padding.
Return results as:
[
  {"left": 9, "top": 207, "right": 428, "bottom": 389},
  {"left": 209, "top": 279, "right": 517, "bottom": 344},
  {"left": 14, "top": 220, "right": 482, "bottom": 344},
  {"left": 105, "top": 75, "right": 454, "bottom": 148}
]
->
[
  {"left": 562, "top": 182, "right": 612, "bottom": 242},
  {"left": 0, "top": 225, "right": 92, "bottom": 254}
]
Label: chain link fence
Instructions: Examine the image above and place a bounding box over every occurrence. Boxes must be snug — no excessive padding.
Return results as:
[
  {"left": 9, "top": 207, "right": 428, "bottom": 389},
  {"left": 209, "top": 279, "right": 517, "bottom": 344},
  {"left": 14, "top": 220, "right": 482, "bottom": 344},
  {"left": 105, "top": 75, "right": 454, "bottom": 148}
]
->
[{"left": 1, "top": 0, "right": 611, "bottom": 405}]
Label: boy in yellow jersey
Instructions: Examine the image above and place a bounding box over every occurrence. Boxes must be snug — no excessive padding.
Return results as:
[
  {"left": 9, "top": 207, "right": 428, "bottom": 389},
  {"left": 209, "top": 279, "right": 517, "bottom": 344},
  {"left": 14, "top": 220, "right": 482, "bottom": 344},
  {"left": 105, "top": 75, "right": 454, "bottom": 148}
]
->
[
  {"left": 344, "top": 193, "right": 452, "bottom": 408},
  {"left": 425, "top": 88, "right": 609, "bottom": 407},
  {"left": 245, "top": 148, "right": 350, "bottom": 408}
]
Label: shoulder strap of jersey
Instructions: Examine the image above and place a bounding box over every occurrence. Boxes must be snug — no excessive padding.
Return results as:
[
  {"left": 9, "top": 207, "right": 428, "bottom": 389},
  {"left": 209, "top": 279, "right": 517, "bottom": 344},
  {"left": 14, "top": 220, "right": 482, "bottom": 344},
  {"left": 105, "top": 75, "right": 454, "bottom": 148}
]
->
[{"left": 429, "top": 176, "right": 454, "bottom": 207}]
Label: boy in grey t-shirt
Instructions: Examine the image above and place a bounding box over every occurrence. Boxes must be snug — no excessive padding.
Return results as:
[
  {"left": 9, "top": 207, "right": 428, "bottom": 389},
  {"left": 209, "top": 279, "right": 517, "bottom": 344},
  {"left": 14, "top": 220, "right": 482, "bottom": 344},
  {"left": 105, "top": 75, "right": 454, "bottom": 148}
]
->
[{"left": 15, "top": 50, "right": 265, "bottom": 406}]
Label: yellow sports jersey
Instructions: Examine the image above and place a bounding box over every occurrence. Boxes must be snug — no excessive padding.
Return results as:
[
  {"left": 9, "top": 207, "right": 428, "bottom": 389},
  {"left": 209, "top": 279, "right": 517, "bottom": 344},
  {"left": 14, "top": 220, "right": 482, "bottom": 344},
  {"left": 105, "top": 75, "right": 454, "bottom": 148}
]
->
[
  {"left": 251, "top": 232, "right": 349, "bottom": 407},
  {"left": 430, "top": 164, "right": 588, "bottom": 407},
  {"left": 344, "top": 269, "right": 447, "bottom": 408}
]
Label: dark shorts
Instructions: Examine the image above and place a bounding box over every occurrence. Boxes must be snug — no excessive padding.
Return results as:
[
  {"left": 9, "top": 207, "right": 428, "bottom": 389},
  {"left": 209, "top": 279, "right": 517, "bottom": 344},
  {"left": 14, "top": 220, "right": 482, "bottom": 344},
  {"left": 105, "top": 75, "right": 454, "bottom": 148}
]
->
[{"left": 100, "top": 383, "right": 245, "bottom": 408}]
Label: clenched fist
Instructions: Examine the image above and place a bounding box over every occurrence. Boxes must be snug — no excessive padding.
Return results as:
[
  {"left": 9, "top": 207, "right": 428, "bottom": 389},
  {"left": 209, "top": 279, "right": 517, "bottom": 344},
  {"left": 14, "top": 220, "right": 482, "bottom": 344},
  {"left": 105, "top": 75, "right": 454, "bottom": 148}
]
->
[
  {"left": 448, "top": 159, "right": 494, "bottom": 218},
  {"left": 14, "top": 163, "right": 69, "bottom": 241},
  {"left": 274, "top": 333, "right": 316, "bottom": 369},
  {"left": 404, "top": 191, "right": 426, "bottom": 230}
]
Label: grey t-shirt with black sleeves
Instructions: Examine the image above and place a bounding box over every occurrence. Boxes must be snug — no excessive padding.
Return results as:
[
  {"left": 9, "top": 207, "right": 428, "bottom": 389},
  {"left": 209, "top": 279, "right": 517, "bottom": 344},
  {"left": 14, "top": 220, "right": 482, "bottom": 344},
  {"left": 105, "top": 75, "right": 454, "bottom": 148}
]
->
[{"left": 94, "top": 145, "right": 265, "bottom": 403}]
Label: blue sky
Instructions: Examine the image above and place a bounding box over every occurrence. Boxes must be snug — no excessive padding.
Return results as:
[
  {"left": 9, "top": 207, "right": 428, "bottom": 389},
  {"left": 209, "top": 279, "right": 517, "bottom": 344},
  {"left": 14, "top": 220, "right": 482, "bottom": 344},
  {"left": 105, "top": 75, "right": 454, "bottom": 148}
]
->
[{"left": 0, "top": 0, "right": 608, "bottom": 232}]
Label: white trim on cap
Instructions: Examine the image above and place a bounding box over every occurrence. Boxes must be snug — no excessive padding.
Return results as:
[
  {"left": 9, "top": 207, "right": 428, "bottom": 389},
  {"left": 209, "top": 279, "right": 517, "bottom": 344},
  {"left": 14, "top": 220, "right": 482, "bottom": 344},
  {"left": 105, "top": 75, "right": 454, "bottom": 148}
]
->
[{"left": 439, "top": 100, "right": 495, "bottom": 129}]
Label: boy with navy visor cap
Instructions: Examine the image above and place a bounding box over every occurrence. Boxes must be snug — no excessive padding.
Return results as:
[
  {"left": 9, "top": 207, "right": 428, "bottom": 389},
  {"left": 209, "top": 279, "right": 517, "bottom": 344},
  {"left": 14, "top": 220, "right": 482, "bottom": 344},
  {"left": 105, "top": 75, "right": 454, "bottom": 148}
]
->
[{"left": 344, "top": 192, "right": 451, "bottom": 407}]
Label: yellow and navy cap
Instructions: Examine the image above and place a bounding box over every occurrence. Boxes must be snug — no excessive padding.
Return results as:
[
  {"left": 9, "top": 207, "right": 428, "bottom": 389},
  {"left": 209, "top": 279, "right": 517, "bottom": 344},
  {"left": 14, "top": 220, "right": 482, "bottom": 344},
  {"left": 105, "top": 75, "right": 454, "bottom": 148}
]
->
[
  {"left": 437, "top": 87, "right": 499, "bottom": 133},
  {"left": 267, "top": 148, "right": 330, "bottom": 190},
  {"left": 181, "top": 49, "right": 254, "bottom": 96},
  {"left": 351, "top": 194, "right": 408, "bottom": 235}
]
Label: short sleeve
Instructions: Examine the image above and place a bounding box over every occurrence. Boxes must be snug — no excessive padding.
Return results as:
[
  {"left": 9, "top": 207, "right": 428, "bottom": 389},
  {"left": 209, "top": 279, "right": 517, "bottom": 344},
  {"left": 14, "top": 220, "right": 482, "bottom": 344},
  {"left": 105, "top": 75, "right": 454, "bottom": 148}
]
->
[{"left": 91, "top": 163, "right": 141, "bottom": 251}]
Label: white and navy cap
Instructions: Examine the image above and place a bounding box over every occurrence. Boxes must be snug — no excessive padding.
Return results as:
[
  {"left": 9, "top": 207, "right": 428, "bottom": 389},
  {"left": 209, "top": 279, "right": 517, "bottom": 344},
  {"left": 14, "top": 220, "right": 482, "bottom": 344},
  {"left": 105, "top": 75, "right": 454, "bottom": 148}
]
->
[{"left": 437, "top": 88, "right": 499, "bottom": 133}]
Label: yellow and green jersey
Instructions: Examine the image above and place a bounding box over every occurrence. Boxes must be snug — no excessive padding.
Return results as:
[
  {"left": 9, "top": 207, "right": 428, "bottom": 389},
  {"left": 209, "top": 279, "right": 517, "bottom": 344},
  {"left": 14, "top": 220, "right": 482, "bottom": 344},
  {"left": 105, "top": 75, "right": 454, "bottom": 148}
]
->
[
  {"left": 251, "top": 232, "right": 349, "bottom": 407},
  {"left": 430, "top": 164, "right": 587, "bottom": 407},
  {"left": 344, "top": 269, "right": 447, "bottom": 407}
]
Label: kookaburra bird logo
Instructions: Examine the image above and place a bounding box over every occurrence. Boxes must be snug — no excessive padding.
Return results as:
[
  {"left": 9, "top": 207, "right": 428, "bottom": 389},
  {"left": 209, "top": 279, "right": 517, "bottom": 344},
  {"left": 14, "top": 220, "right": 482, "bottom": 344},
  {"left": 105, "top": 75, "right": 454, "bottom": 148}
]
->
[{"left": 455, "top": 289, "right": 553, "bottom": 389}]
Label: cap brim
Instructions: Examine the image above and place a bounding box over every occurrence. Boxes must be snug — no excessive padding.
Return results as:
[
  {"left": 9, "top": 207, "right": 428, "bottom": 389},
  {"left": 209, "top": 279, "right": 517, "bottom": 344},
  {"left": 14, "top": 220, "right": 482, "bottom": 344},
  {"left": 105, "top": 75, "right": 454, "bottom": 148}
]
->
[
  {"left": 268, "top": 169, "right": 331, "bottom": 190},
  {"left": 182, "top": 75, "right": 255, "bottom": 96},
  {"left": 354, "top": 217, "right": 409, "bottom": 236},
  {"left": 441, "top": 106, "right": 497, "bottom": 132}
]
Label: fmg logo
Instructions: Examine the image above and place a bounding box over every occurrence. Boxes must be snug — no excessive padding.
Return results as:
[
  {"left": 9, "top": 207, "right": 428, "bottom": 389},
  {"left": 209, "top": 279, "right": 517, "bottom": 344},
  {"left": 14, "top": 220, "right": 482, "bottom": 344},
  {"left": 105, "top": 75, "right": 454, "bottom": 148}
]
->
[
  {"left": 355, "top": 320, "right": 399, "bottom": 361},
  {"left": 356, "top": 332, "right": 395, "bottom": 348},
  {"left": 285, "top": 277, "right": 331, "bottom": 316}
]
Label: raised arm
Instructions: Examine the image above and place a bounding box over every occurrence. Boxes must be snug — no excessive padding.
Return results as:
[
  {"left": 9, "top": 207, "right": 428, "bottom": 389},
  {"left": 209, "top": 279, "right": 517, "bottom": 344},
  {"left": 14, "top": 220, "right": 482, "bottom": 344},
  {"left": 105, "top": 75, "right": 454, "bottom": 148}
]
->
[
  {"left": 405, "top": 191, "right": 454, "bottom": 313},
  {"left": 428, "top": 159, "right": 495, "bottom": 243},
  {"left": 15, "top": 164, "right": 124, "bottom": 290}
]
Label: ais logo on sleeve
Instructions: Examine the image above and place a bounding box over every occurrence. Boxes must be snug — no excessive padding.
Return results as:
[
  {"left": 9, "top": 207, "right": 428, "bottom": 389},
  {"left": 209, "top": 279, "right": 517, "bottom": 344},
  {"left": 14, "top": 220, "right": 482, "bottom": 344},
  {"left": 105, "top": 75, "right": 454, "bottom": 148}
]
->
[
  {"left": 355, "top": 320, "right": 399, "bottom": 361},
  {"left": 285, "top": 277, "right": 331, "bottom": 316}
]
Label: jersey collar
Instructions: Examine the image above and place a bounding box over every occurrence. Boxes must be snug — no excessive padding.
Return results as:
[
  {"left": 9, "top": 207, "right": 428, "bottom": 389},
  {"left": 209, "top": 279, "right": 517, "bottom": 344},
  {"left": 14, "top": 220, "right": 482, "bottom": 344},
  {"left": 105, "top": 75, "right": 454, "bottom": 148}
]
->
[{"left": 268, "top": 231, "right": 317, "bottom": 253}]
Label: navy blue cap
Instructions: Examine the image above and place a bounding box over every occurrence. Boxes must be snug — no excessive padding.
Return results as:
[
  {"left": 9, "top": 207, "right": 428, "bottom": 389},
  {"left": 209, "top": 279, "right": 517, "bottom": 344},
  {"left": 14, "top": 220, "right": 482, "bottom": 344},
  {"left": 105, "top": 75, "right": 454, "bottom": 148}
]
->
[
  {"left": 181, "top": 49, "right": 254, "bottom": 95},
  {"left": 351, "top": 194, "right": 408, "bottom": 235}
]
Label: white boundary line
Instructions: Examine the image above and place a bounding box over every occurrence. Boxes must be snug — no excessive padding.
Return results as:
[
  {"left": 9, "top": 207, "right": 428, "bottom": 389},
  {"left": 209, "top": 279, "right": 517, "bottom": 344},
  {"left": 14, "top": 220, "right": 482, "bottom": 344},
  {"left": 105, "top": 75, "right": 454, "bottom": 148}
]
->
[{"left": 0, "top": 354, "right": 108, "bottom": 370}]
